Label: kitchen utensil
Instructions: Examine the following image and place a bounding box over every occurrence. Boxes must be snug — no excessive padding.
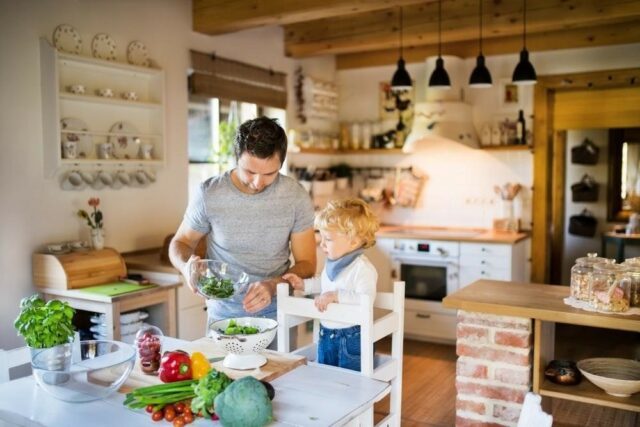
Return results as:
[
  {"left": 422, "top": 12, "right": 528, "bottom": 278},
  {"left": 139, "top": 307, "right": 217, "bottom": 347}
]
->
[
  {"left": 208, "top": 317, "right": 278, "bottom": 370},
  {"left": 67, "top": 84, "right": 85, "bottom": 95},
  {"left": 96, "top": 88, "right": 113, "bottom": 98},
  {"left": 97, "top": 142, "right": 113, "bottom": 160},
  {"left": 544, "top": 360, "right": 581, "bottom": 385},
  {"left": 52, "top": 24, "right": 82, "bottom": 54},
  {"left": 191, "top": 259, "right": 250, "bottom": 300},
  {"left": 121, "top": 91, "right": 138, "bottom": 101},
  {"left": 60, "top": 117, "right": 92, "bottom": 159},
  {"left": 126, "top": 41, "right": 149, "bottom": 67},
  {"left": 108, "top": 121, "right": 141, "bottom": 160},
  {"left": 91, "top": 33, "right": 116, "bottom": 61},
  {"left": 62, "top": 140, "right": 78, "bottom": 159},
  {"left": 32, "top": 340, "right": 135, "bottom": 402},
  {"left": 577, "top": 358, "right": 640, "bottom": 397}
]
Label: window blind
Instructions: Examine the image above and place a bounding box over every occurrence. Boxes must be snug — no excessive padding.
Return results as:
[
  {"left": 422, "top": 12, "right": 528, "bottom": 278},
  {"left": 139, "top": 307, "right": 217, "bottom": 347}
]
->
[{"left": 189, "top": 50, "right": 287, "bottom": 109}]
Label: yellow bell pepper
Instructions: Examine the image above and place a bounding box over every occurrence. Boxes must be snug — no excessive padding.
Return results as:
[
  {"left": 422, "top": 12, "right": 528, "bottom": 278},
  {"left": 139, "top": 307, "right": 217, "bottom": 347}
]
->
[{"left": 190, "top": 351, "right": 211, "bottom": 380}]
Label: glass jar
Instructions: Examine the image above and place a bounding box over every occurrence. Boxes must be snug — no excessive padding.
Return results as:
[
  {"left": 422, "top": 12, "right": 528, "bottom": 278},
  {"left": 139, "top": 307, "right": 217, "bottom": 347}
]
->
[
  {"left": 622, "top": 260, "right": 640, "bottom": 308},
  {"left": 569, "top": 253, "right": 611, "bottom": 301},
  {"left": 135, "top": 325, "right": 163, "bottom": 375},
  {"left": 589, "top": 263, "right": 631, "bottom": 313}
]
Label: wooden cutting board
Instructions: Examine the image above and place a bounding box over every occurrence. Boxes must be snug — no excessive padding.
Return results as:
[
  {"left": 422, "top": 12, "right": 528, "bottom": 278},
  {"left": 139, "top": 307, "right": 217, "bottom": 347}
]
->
[{"left": 119, "top": 337, "right": 306, "bottom": 393}]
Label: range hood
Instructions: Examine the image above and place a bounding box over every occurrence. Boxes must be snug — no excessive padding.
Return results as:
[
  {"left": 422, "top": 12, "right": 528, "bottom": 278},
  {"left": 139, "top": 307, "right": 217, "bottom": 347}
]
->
[{"left": 404, "top": 56, "right": 478, "bottom": 151}]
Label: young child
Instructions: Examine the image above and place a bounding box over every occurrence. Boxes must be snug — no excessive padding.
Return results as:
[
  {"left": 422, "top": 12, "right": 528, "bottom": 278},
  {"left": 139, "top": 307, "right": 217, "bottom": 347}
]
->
[{"left": 283, "top": 198, "right": 380, "bottom": 372}]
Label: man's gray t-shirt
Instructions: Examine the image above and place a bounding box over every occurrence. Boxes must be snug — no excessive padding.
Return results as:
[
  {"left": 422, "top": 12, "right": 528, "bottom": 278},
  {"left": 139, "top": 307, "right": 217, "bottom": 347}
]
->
[{"left": 184, "top": 170, "right": 314, "bottom": 320}]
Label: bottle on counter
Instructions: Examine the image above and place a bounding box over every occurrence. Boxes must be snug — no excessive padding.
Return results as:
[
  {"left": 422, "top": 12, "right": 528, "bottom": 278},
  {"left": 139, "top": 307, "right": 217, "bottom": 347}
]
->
[
  {"left": 570, "top": 253, "right": 612, "bottom": 301},
  {"left": 516, "top": 110, "right": 526, "bottom": 145}
]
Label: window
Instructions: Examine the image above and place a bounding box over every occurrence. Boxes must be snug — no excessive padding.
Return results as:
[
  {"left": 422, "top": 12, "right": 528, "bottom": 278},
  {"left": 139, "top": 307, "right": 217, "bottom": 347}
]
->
[{"left": 187, "top": 98, "right": 286, "bottom": 198}]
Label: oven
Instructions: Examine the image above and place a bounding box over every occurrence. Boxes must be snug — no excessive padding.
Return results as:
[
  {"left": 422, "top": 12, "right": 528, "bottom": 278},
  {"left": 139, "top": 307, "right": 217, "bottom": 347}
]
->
[{"left": 390, "top": 239, "right": 459, "bottom": 303}]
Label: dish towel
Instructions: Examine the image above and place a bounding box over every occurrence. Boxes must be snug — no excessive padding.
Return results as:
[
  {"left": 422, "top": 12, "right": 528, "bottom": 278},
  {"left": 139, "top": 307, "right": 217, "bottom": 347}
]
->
[{"left": 516, "top": 392, "right": 553, "bottom": 427}]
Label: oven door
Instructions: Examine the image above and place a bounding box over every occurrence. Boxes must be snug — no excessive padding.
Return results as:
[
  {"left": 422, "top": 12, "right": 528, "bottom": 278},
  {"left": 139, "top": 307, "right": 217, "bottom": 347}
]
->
[{"left": 392, "top": 255, "right": 458, "bottom": 301}]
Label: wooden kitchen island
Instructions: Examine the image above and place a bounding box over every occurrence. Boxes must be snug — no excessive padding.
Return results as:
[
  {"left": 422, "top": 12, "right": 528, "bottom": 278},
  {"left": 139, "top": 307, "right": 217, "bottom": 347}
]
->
[{"left": 443, "top": 280, "right": 640, "bottom": 425}]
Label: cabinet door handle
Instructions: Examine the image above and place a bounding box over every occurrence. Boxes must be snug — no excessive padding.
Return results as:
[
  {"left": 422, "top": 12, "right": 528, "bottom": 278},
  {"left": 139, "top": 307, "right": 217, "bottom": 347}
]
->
[
  {"left": 416, "top": 313, "right": 431, "bottom": 319},
  {"left": 391, "top": 269, "right": 398, "bottom": 279},
  {"left": 203, "top": 306, "right": 207, "bottom": 311}
]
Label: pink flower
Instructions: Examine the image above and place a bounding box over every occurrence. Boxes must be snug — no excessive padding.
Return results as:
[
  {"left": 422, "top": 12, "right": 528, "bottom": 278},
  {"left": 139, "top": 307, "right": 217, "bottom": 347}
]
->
[{"left": 77, "top": 197, "right": 103, "bottom": 229}]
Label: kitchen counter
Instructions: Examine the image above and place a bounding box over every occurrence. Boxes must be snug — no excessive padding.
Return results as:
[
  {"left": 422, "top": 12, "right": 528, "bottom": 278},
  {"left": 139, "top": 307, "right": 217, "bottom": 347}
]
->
[
  {"left": 378, "top": 225, "right": 529, "bottom": 244},
  {"left": 123, "top": 248, "right": 177, "bottom": 274},
  {"left": 443, "top": 279, "right": 640, "bottom": 419}
]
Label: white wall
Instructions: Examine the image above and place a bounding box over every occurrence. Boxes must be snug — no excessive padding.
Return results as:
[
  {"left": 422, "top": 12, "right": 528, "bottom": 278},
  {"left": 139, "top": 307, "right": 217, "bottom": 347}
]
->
[
  {"left": 335, "top": 43, "right": 640, "bottom": 229},
  {"left": 0, "top": 0, "right": 333, "bottom": 350}
]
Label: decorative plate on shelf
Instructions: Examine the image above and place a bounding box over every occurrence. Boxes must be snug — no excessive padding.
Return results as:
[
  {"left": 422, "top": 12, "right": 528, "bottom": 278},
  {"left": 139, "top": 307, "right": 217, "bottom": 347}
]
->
[
  {"left": 126, "top": 41, "right": 149, "bottom": 67},
  {"left": 52, "top": 24, "right": 82, "bottom": 54},
  {"left": 108, "top": 121, "right": 141, "bottom": 160},
  {"left": 91, "top": 33, "right": 116, "bottom": 61},
  {"left": 60, "top": 117, "right": 92, "bottom": 159}
]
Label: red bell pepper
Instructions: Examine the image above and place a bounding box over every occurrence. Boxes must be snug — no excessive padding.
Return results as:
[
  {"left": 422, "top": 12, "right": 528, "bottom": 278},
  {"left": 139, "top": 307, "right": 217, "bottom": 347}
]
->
[{"left": 158, "top": 350, "right": 192, "bottom": 383}]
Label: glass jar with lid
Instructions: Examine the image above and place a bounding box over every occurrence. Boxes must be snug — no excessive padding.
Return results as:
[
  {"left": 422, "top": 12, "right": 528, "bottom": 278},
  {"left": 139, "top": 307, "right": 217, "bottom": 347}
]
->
[
  {"left": 570, "top": 253, "right": 611, "bottom": 301},
  {"left": 589, "top": 263, "right": 631, "bottom": 313},
  {"left": 135, "top": 325, "right": 163, "bottom": 375},
  {"left": 622, "top": 259, "right": 640, "bottom": 308}
]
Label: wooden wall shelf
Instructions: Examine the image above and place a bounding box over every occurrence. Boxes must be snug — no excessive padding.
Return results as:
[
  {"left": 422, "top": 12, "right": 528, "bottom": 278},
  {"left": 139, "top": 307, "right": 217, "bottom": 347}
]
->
[
  {"left": 479, "top": 144, "right": 533, "bottom": 151},
  {"left": 291, "top": 148, "right": 407, "bottom": 155}
]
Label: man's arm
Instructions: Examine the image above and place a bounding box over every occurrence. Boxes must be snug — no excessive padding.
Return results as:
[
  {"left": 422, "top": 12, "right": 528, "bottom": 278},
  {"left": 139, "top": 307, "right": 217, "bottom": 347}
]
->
[
  {"left": 169, "top": 220, "right": 206, "bottom": 292},
  {"left": 242, "top": 227, "right": 317, "bottom": 313}
]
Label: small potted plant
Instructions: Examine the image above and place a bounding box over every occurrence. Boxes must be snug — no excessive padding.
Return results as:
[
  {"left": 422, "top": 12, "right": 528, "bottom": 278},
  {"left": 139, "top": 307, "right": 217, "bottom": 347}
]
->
[
  {"left": 329, "top": 163, "right": 352, "bottom": 190},
  {"left": 14, "top": 295, "right": 76, "bottom": 382}
]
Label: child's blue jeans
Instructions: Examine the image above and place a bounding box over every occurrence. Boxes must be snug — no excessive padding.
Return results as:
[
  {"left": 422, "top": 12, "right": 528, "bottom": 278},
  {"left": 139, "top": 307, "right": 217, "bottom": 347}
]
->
[{"left": 317, "top": 324, "right": 361, "bottom": 372}]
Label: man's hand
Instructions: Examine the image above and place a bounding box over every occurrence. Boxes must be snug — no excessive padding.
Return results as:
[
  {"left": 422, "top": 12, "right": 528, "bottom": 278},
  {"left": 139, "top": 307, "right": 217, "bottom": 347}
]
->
[
  {"left": 243, "top": 280, "right": 276, "bottom": 313},
  {"left": 282, "top": 273, "right": 304, "bottom": 291},
  {"left": 181, "top": 255, "right": 201, "bottom": 293},
  {"left": 314, "top": 291, "right": 337, "bottom": 312}
]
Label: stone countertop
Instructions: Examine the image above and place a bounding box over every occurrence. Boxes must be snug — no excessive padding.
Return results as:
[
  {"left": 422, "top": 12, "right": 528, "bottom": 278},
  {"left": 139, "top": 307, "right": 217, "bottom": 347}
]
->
[{"left": 377, "top": 225, "right": 530, "bottom": 244}]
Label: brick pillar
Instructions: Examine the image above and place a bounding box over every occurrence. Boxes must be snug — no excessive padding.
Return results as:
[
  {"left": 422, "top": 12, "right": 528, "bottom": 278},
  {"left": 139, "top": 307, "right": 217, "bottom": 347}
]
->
[{"left": 454, "top": 310, "right": 532, "bottom": 427}]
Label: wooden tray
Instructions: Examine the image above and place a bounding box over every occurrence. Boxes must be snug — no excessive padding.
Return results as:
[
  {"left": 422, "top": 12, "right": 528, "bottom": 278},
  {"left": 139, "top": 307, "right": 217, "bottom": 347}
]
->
[{"left": 120, "top": 337, "right": 306, "bottom": 393}]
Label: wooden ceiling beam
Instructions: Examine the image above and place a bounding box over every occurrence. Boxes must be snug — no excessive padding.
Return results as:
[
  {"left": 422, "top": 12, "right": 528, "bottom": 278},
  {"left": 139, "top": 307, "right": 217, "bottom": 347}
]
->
[
  {"left": 286, "top": 0, "right": 640, "bottom": 58},
  {"left": 192, "top": 0, "right": 430, "bottom": 35},
  {"left": 336, "top": 21, "right": 640, "bottom": 69}
]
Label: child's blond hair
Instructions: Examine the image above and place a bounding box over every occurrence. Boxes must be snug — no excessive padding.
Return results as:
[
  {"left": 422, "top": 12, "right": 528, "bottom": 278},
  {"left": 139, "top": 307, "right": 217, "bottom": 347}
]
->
[{"left": 314, "top": 198, "right": 380, "bottom": 249}]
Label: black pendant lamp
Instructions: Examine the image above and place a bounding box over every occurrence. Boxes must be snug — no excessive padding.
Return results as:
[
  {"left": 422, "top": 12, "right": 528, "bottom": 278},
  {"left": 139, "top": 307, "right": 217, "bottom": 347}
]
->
[
  {"left": 391, "top": 7, "right": 412, "bottom": 91},
  {"left": 469, "top": 0, "right": 492, "bottom": 88},
  {"left": 512, "top": 0, "right": 537, "bottom": 85},
  {"left": 428, "top": 0, "right": 450, "bottom": 89}
]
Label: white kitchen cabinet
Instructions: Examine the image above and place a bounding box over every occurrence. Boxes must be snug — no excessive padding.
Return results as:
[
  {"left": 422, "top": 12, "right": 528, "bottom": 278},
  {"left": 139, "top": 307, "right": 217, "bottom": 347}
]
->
[
  {"left": 39, "top": 38, "right": 165, "bottom": 177},
  {"left": 459, "top": 240, "right": 529, "bottom": 288}
]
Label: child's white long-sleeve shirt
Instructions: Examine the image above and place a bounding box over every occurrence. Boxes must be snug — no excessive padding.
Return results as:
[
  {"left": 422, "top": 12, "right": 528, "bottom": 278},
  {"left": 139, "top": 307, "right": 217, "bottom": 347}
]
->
[{"left": 302, "top": 254, "right": 378, "bottom": 329}]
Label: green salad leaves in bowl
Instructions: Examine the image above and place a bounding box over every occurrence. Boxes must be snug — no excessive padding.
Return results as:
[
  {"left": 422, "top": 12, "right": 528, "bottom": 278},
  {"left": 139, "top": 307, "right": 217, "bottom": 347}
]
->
[{"left": 191, "top": 259, "right": 250, "bottom": 300}]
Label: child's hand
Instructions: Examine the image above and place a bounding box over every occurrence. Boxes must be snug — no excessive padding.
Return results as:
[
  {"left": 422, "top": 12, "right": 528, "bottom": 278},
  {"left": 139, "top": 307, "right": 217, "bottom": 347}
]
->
[
  {"left": 314, "top": 291, "right": 337, "bottom": 312},
  {"left": 282, "top": 273, "right": 304, "bottom": 291}
]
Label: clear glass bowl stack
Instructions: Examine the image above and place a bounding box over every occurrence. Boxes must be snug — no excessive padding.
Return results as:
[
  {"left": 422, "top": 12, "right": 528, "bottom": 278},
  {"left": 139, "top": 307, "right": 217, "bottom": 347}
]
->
[{"left": 31, "top": 340, "right": 135, "bottom": 402}]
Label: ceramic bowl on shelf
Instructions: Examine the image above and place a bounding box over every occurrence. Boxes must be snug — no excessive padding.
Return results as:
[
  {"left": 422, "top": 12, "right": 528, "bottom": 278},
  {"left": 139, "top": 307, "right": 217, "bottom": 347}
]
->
[
  {"left": 544, "top": 359, "right": 581, "bottom": 385},
  {"left": 577, "top": 358, "right": 640, "bottom": 397}
]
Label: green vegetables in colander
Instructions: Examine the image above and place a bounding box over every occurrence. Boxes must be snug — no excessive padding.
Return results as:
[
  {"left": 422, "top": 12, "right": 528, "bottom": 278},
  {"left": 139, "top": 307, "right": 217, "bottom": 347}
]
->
[
  {"left": 221, "top": 319, "right": 260, "bottom": 335},
  {"left": 198, "top": 275, "right": 235, "bottom": 299}
]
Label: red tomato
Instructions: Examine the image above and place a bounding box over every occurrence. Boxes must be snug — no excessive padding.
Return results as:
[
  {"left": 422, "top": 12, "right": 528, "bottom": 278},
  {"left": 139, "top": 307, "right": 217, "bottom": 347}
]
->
[
  {"left": 174, "top": 402, "right": 185, "bottom": 414},
  {"left": 173, "top": 416, "right": 185, "bottom": 427},
  {"left": 145, "top": 404, "right": 154, "bottom": 413},
  {"left": 151, "top": 410, "right": 164, "bottom": 422}
]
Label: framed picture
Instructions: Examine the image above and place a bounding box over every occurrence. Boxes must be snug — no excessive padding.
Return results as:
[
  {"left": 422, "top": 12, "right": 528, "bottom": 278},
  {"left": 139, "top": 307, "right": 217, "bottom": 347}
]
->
[
  {"left": 498, "top": 78, "right": 523, "bottom": 111},
  {"left": 379, "top": 82, "right": 414, "bottom": 128}
]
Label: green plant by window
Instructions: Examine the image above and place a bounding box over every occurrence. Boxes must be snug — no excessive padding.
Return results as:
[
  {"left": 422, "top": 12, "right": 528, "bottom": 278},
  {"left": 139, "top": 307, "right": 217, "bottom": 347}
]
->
[
  {"left": 218, "top": 121, "right": 236, "bottom": 162},
  {"left": 14, "top": 295, "right": 76, "bottom": 348}
]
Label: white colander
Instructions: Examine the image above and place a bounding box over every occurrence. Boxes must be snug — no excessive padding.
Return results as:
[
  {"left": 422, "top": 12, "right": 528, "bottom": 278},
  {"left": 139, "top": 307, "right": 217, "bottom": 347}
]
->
[{"left": 208, "top": 317, "right": 277, "bottom": 370}]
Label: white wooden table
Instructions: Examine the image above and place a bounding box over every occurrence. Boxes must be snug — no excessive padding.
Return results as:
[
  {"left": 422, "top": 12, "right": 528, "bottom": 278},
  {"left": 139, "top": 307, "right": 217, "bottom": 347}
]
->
[{"left": 0, "top": 339, "right": 389, "bottom": 427}]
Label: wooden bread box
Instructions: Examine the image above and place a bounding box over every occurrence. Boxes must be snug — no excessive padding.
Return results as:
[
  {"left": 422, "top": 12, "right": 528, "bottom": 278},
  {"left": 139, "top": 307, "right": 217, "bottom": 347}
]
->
[{"left": 33, "top": 247, "right": 127, "bottom": 290}]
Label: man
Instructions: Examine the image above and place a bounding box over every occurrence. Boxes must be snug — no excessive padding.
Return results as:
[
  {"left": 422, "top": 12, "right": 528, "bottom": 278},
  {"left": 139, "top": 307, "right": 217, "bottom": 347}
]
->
[{"left": 170, "top": 117, "right": 316, "bottom": 322}]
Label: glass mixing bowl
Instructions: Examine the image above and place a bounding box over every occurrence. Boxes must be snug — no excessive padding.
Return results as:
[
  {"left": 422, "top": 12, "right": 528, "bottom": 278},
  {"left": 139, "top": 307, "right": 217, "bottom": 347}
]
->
[
  {"left": 31, "top": 340, "right": 135, "bottom": 402},
  {"left": 191, "top": 259, "right": 250, "bottom": 300}
]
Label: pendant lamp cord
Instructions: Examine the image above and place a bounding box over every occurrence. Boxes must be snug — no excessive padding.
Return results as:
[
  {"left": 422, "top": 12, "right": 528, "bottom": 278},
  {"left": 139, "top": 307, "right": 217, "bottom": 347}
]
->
[
  {"left": 479, "top": 0, "right": 483, "bottom": 54},
  {"left": 523, "top": 0, "right": 527, "bottom": 48},
  {"left": 399, "top": 7, "right": 403, "bottom": 59},
  {"left": 438, "top": 0, "right": 442, "bottom": 57}
]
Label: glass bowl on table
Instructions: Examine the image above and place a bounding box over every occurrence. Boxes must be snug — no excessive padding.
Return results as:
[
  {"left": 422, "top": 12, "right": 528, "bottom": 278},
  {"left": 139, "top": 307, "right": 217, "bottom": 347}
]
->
[
  {"left": 191, "top": 259, "right": 250, "bottom": 300},
  {"left": 32, "top": 340, "right": 135, "bottom": 402}
]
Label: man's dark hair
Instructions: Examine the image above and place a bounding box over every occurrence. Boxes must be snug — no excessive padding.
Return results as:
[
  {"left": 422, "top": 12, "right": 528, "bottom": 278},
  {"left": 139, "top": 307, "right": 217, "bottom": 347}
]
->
[{"left": 233, "top": 117, "right": 287, "bottom": 164}]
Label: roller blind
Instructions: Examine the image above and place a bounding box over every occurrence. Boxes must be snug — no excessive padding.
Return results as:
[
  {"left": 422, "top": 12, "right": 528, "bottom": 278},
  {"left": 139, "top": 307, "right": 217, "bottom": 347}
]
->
[{"left": 189, "top": 50, "right": 287, "bottom": 109}]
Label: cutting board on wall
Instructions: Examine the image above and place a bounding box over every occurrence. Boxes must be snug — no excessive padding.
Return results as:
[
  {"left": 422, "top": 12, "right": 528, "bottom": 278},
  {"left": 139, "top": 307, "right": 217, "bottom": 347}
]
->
[{"left": 120, "top": 337, "right": 306, "bottom": 393}]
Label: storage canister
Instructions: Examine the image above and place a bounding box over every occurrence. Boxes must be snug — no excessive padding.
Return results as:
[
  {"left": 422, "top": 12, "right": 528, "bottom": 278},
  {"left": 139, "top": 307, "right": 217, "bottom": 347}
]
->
[
  {"left": 621, "top": 259, "right": 640, "bottom": 308},
  {"left": 570, "top": 253, "right": 611, "bottom": 301},
  {"left": 589, "top": 263, "right": 631, "bottom": 313}
]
